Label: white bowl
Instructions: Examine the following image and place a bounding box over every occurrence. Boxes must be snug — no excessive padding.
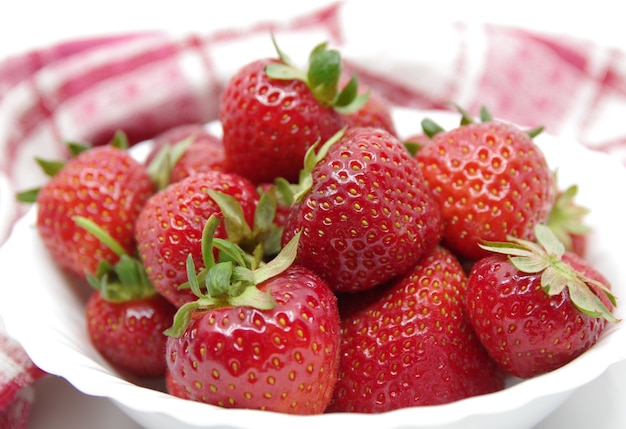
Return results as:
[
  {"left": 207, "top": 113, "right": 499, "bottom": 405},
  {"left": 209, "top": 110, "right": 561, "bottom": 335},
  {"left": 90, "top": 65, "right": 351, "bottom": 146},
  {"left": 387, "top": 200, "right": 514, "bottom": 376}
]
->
[{"left": 0, "top": 108, "right": 625, "bottom": 429}]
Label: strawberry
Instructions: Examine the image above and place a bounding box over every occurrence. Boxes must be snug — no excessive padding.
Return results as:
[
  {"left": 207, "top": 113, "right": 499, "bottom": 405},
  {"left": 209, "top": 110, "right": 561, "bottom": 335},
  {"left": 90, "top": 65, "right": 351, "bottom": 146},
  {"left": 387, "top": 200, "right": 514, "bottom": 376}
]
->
[
  {"left": 27, "top": 133, "right": 154, "bottom": 279},
  {"left": 145, "top": 124, "right": 226, "bottom": 187},
  {"left": 282, "top": 127, "right": 442, "bottom": 293},
  {"left": 327, "top": 245, "right": 505, "bottom": 413},
  {"left": 416, "top": 107, "right": 554, "bottom": 261},
  {"left": 134, "top": 171, "right": 260, "bottom": 307},
  {"left": 466, "top": 224, "right": 617, "bottom": 378},
  {"left": 165, "top": 217, "right": 341, "bottom": 414},
  {"left": 73, "top": 214, "right": 177, "bottom": 377},
  {"left": 86, "top": 290, "right": 176, "bottom": 377},
  {"left": 219, "top": 36, "right": 366, "bottom": 185}
]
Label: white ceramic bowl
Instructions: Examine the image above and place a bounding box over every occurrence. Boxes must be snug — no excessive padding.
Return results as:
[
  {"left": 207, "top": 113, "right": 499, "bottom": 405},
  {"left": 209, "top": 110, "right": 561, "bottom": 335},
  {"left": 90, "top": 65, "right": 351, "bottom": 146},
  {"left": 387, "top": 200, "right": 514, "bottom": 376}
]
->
[{"left": 1, "top": 108, "right": 625, "bottom": 429}]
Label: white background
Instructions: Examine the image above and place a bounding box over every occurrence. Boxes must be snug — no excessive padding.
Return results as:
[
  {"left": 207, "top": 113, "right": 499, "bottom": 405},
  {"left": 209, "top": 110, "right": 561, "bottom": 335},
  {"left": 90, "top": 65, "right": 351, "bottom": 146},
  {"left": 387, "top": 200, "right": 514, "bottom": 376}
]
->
[
  {"left": 1, "top": 1, "right": 625, "bottom": 428},
  {"left": 1, "top": 0, "right": 624, "bottom": 60}
]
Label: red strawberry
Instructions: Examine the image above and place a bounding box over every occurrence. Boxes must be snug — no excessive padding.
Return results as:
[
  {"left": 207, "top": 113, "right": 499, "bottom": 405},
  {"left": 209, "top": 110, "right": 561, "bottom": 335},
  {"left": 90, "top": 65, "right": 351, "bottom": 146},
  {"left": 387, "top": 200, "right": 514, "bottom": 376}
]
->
[
  {"left": 282, "top": 127, "right": 442, "bottom": 293},
  {"left": 32, "top": 134, "right": 154, "bottom": 279},
  {"left": 416, "top": 108, "right": 554, "bottom": 260},
  {"left": 466, "top": 224, "right": 617, "bottom": 378},
  {"left": 86, "top": 290, "right": 176, "bottom": 377},
  {"left": 134, "top": 171, "right": 260, "bottom": 307},
  {"left": 328, "top": 245, "right": 505, "bottom": 413},
  {"left": 219, "top": 37, "right": 366, "bottom": 185},
  {"left": 165, "top": 219, "right": 341, "bottom": 414},
  {"left": 77, "top": 215, "right": 177, "bottom": 377}
]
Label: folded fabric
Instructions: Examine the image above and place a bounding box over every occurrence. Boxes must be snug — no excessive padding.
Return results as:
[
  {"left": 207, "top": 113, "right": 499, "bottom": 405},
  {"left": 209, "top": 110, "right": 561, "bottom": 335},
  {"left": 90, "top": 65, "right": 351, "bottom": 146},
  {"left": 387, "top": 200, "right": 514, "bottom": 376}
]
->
[
  {"left": 2, "top": 2, "right": 625, "bottom": 209},
  {"left": 0, "top": 319, "right": 46, "bottom": 429},
  {"left": 0, "top": 387, "right": 35, "bottom": 429},
  {"left": 1, "top": 1, "right": 625, "bottom": 427}
]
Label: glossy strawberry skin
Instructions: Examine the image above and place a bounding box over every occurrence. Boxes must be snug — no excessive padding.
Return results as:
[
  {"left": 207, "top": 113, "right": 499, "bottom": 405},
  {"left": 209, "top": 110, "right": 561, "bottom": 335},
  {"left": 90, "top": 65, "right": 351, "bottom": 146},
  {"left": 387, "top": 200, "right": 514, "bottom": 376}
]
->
[
  {"left": 328, "top": 246, "right": 504, "bottom": 413},
  {"left": 36, "top": 146, "right": 154, "bottom": 278},
  {"left": 416, "top": 121, "right": 554, "bottom": 260},
  {"left": 165, "top": 265, "right": 341, "bottom": 415},
  {"left": 86, "top": 290, "right": 177, "bottom": 377},
  {"left": 283, "top": 127, "right": 442, "bottom": 293},
  {"left": 465, "top": 252, "right": 612, "bottom": 378},
  {"left": 134, "top": 172, "right": 259, "bottom": 307},
  {"left": 219, "top": 58, "right": 345, "bottom": 185}
]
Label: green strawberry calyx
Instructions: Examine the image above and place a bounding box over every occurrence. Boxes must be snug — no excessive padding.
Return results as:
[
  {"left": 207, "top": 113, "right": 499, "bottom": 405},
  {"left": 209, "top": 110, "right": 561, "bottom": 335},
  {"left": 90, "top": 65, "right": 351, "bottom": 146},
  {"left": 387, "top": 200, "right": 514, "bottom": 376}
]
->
[
  {"left": 146, "top": 135, "right": 195, "bottom": 190},
  {"left": 164, "top": 215, "right": 302, "bottom": 338},
  {"left": 274, "top": 126, "right": 346, "bottom": 205},
  {"left": 73, "top": 215, "right": 156, "bottom": 303},
  {"left": 264, "top": 34, "right": 368, "bottom": 114},
  {"left": 419, "top": 104, "right": 544, "bottom": 140},
  {"left": 479, "top": 224, "right": 618, "bottom": 323},
  {"left": 206, "top": 189, "right": 283, "bottom": 258},
  {"left": 546, "top": 175, "right": 591, "bottom": 253}
]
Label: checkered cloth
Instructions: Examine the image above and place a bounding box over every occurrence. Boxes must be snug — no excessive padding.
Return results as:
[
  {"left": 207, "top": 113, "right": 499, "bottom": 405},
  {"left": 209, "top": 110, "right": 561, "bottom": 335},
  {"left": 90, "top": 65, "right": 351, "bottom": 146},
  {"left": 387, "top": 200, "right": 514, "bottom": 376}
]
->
[
  {"left": 1, "top": 1, "right": 625, "bottom": 426},
  {"left": 0, "top": 320, "right": 45, "bottom": 429}
]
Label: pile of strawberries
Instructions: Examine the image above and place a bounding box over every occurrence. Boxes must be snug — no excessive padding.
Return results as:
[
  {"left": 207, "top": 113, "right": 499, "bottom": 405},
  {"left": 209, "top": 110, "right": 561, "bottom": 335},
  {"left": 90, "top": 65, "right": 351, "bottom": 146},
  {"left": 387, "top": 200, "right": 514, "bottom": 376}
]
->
[{"left": 21, "top": 36, "right": 618, "bottom": 415}]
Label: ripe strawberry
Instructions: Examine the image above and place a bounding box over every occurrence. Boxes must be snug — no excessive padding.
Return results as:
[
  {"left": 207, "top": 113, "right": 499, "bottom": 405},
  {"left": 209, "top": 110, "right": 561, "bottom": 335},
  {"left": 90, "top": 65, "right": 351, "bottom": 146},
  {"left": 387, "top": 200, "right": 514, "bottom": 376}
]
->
[
  {"left": 328, "top": 245, "right": 505, "bottom": 413},
  {"left": 282, "top": 127, "right": 442, "bottom": 293},
  {"left": 165, "top": 219, "right": 341, "bottom": 414},
  {"left": 416, "top": 108, "right": 554, "bottom": 260},
  {"left": 31, "top": 133, "right": 154, "bottom": 279},
  {"left": 86, "top": 290, "right": 176, "bottom": 377},
  {"left": 145, "top": 124, "right": 226, "bottom": 187},
  {"left": 466, "top": 224, "right": 617, "bottom": 378},
  {"left": 219, "top": 37, "right": 366, "bottom": 185},
  {"left": 134, "top": 171, "right": 260, "bottom": 307},
  {"left": 76, "top": 214, "right": 177, "bottom": 377}
]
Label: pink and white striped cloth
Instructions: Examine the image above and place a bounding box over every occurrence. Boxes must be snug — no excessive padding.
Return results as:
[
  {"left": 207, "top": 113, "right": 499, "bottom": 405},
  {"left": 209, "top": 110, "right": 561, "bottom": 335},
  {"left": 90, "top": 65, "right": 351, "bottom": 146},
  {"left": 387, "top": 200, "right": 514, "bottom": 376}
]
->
[{"left": 1, "top": 2, "right": 625, "bottom": 427}]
